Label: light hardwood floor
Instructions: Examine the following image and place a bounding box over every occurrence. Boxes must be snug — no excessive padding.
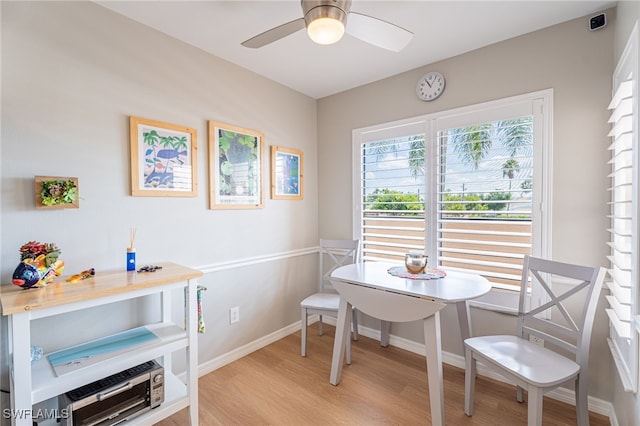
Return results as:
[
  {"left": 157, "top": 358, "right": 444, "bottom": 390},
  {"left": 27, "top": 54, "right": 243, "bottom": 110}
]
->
[{"left": 157, "top": 324, "right": 610, "bottom": 425}]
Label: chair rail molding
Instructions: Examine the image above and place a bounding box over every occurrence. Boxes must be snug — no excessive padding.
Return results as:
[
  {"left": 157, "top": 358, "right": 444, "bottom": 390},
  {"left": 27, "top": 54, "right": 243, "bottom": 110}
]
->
[{"left": 196, "top": 246, "right": 319, "bottom": 274}]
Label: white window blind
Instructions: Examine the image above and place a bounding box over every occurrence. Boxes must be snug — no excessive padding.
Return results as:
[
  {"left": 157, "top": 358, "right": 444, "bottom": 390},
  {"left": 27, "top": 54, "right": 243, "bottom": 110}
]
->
[
  {"left": 436, "top": 118, "right": 534, "bottom": 291},
  {"left": 357, "top": 127, "right": 426, "bottom": 262},
  {"left": 606, "top": 22, "right": 638, "bottom": 393},
  {"left": 606, "top": 75, "right": 638, "bottom": 391},
  {"left": 606, "top": 79, "right": 634, "bottom": 339}
]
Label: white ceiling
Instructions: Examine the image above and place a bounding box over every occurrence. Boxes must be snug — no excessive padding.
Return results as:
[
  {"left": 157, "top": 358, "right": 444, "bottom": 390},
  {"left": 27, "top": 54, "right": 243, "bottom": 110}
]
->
[{"left": 95, "top": 0, "right": 615, "bottom": 99}]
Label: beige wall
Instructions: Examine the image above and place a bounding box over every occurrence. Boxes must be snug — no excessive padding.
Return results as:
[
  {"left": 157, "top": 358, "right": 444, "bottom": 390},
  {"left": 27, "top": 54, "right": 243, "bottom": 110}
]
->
[
  {"left": 318, "top": 9, "right": 615, "bottom": 402},
  {"left": 1, "top": 0, "right": 319, "bottom": 410}
]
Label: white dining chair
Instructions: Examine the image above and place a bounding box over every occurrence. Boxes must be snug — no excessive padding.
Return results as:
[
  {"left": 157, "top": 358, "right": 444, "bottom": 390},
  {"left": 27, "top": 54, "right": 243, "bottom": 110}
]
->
[
  {"left": 300, "top": 239, "right": 360, "bottom": 362},
  {"left": 464, "top": 255, "right": 606, "bottom": 426}
]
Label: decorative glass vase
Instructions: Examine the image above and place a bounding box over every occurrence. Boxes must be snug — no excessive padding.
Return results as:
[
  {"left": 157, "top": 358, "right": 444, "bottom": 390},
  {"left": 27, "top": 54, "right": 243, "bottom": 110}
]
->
[{"left": 405, "top": 251, "right": 428, "bottom": 274}]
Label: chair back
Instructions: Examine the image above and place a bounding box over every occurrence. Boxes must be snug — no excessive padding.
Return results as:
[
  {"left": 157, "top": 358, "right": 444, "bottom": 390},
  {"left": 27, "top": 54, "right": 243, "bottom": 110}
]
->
[
  {"left": 517, "top": 255, "right": 606, "bottom": 367},
  {"left": 318, "top": 239, "right": 360, "bottom": 293}
]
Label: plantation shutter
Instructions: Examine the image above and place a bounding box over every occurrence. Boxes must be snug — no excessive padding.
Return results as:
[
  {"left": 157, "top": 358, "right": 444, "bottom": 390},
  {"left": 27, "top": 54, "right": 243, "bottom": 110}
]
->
[
  {"left": 606, "top": 77, "right": 638, "bottom": 391},
  {"left": 356, "top": 122, "right": 426, "bottom": 262},
  {"left": 605, "top": 22, "right": 638, "bottom": 392},
  {"left": 435, "top": 117, "right": 534, "bottom": 291},
  {"left": 606, "top": 79, "right": 634, "bottom": 339}
]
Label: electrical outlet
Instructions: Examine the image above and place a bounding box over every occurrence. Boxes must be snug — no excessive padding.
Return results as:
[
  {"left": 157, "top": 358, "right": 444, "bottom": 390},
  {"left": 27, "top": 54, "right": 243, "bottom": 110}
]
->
[
  {"left": 529, "top": 335, "right": 544, "bottom": 346},
  {"left": 229, "top": 306, "right": 240, "bottom": 324}
]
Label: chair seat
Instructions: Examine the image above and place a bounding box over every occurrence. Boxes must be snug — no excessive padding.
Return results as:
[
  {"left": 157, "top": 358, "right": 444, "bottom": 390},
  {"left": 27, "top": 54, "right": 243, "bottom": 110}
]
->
[
  {"left": 465, "top": 335, "right": 580, "bottom": 387},
  {"left": 301, "top": 239, "right": 360, "bottom": 361},
  {"left": 301, "top": 292, "right": 340, "bottom": 311}
]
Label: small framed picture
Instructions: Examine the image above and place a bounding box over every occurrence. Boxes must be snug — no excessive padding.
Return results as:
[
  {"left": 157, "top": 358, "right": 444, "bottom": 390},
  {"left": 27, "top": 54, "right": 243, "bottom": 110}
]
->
[
  {"left": 130, "top": 116, "right": 198, "bottom": 197},
  {"left": 271, "top": 146, "right": 303, "bottom": 200},
  {"left": 35, "top": 176, "right": 79, "bottom": 209},
  {"left": 208, "top": 120, "right": 264, "bottom": 209}
]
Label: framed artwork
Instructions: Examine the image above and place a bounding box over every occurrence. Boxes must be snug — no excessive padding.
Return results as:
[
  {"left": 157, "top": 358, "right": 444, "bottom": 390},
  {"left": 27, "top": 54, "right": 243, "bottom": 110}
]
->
[
  {"left": 270, "top": 146, "right": 303, "bottom": 200},
  {"left": 35, "top": 176, "right": 79, "bottom": 209},
  {"left": 130, "top": 116, "right": 198, "bottom": 197},
  {"left": 208, "top": 120, "right": 264, "bottom": 209}
]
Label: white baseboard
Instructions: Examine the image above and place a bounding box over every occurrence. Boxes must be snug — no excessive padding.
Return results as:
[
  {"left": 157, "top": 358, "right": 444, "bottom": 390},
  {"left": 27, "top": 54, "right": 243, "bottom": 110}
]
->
[
  {"left": 191, "top": 316, "right": 616, "bottom": 425},
  {"left": 196, "top": 322, "right": 301, "bottom": 377}
]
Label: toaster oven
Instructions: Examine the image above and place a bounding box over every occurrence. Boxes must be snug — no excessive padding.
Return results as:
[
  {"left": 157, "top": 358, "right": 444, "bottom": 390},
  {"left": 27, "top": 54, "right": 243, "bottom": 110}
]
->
[{"left": 59, "top": 360, "right": 164, "bottom": 426}]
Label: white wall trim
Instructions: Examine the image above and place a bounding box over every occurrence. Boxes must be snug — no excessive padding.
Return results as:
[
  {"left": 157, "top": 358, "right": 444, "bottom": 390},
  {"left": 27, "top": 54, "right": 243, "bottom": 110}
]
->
[{"left": 195, "top": 246, "right": 319, "bottom": 274}]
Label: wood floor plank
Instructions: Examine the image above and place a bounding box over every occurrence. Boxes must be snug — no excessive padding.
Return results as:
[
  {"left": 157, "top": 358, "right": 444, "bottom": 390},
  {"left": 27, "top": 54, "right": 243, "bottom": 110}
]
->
[{"left": 156, "top": 325, "right": 610, "bottom": 425}]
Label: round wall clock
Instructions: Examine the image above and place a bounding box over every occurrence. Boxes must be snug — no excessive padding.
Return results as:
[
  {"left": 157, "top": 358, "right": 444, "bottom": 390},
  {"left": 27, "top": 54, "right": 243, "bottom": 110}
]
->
[{"left": 416, "top": 71, "right": 446, "bottom": 101}]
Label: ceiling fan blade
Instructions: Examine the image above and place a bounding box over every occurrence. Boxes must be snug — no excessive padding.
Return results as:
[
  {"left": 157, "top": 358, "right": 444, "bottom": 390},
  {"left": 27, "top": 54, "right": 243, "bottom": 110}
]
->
[
  {"left": 346, "top": 12, "right": 413, "bottom": 52},
  {"left": 241, "top": 18, "right": 306, "bottom": 48}
]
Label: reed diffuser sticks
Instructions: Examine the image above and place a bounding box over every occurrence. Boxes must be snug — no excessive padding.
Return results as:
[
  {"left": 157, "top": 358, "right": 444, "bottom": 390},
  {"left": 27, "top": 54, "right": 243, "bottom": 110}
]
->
[{"left": 129, "top": 227, "right": 137, "bottom": 250}]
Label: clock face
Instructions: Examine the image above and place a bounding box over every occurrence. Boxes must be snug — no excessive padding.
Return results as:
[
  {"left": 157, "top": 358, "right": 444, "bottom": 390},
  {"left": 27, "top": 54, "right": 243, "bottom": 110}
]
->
[{"left": 416, "top": 71, "right": 445, "bottom": 101}]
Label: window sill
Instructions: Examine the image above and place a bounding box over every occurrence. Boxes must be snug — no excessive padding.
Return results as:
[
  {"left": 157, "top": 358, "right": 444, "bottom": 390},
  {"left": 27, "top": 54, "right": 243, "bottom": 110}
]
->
[{"left": 468, "top": 288, "right": 519, "bottom": 315}]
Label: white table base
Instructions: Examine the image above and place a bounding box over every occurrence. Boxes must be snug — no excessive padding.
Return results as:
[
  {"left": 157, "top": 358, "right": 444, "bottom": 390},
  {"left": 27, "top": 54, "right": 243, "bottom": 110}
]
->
[{"left": 329, "top": 281, "right": 447, "bottom": 426}]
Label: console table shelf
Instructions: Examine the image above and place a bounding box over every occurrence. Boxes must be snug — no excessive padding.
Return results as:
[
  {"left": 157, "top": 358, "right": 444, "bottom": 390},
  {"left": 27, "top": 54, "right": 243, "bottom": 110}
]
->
[{"left": 1, "top": 262, "right": 202, "bottom": 426}]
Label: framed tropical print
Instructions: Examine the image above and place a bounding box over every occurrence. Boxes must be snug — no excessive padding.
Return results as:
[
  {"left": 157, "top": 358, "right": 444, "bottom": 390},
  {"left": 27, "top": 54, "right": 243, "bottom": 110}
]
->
[
  {"left": 130, "top": 116, "right": 198, "bottom": 197},
  {"left": 208, "top": 120, "right": 264, "bottom": 209},
  {"left": 271, "top": 146, "right": 303, "bottom": 200}
]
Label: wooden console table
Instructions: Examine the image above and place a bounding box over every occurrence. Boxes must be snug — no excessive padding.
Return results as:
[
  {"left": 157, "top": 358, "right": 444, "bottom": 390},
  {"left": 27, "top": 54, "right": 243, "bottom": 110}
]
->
[{"left": 1, "top": 262, "right": 202, "bottom": 426}]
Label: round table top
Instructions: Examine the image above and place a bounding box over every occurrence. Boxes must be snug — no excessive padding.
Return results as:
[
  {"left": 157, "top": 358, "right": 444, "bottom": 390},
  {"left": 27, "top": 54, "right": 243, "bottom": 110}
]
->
[{"left": 331, "top": 261, "right": 492, "bottom": 303}]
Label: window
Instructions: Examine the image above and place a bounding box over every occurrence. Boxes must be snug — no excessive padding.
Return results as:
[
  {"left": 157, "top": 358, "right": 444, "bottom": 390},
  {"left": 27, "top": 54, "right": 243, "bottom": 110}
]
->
[
  {"left": 435, "top": 117, "right": 534, "bottom": 291},
  {"left": 353, "top": 90, "right": 552, "bottom": 311},
  {"left": 354, "top": 121, "right": 427, "bottom": 262},
  {"left": 606, "top": 23, "right": 638, "bottom": 393}
]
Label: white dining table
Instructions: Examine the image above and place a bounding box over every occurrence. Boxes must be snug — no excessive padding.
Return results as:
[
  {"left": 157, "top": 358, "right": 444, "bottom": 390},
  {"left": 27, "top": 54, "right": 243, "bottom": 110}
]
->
[{"left": 328, "top": 261, "right": 491, "bottom": 426}]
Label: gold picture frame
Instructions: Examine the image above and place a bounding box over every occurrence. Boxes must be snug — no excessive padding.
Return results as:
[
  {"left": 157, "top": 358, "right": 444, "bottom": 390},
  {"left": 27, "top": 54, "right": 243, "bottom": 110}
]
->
[
  {"left": 130, "top": 116, "right": 198, "bottom": 197},
  {"left": 270, "top": 146, "right": 303, "bottom": 200},
  {"left": 208, "top": 120, "right": 264, "bottom": 209}
]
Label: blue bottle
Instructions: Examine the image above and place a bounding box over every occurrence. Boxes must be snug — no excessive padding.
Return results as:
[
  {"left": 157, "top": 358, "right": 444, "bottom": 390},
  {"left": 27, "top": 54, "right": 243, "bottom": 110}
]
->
[{"left": 127, "top": 248, "right": 136, "bottom": 271}]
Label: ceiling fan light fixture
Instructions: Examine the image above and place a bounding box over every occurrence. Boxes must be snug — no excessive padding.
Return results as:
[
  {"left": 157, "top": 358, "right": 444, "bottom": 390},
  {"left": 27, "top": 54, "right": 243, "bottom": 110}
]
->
[
  {"left": 307, "top": 17, "right": 345, "bottom": 45},
  {"left": 303, "top": 1, "right": 350, "bottom": 45},
  {"left": 242, "top": 0, "right": 413, "bottom": 52}
]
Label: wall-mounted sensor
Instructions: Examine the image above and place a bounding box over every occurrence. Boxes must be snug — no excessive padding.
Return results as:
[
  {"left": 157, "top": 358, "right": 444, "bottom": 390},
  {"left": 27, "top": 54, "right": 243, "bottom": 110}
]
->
[{"left": 589, "top": 13, "right": 606, "bottom": 31}]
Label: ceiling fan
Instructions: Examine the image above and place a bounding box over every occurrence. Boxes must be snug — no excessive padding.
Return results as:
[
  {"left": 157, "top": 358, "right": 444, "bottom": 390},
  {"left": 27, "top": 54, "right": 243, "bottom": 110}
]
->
[{"left": 241, "top": 0, "right": 414, "bottom": 52}]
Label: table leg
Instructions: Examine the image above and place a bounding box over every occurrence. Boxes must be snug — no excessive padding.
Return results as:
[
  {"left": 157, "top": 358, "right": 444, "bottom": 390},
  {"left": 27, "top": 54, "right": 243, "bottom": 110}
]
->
[
  {"left": 455, "top": 300, "right": 472, "bottom": 357},
  {"left": 9, "top": 313, "right": 33, "bottom": 426},
  {"left": 380, "top": 320, "right": 391, "bottom": 347},
  {"left": 329, "top": 296, "right": 352, "bottom": 386},
  {"left": 424, "top": 312, "right": 444, "bottom": 426}
]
